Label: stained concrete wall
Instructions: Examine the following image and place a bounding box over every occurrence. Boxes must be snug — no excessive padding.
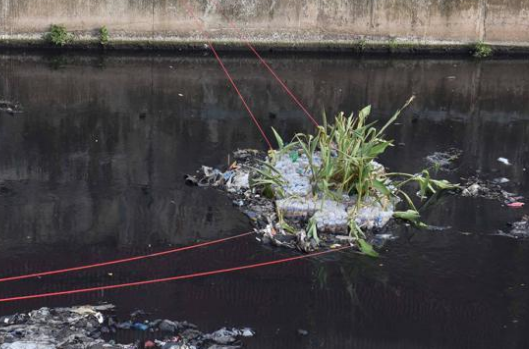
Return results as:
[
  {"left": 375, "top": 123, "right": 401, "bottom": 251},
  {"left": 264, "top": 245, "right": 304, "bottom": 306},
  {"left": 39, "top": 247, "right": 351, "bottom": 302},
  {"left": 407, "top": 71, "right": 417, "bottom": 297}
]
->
[{"left": 0, "top": 0, "right": 528, "bottom": 47}]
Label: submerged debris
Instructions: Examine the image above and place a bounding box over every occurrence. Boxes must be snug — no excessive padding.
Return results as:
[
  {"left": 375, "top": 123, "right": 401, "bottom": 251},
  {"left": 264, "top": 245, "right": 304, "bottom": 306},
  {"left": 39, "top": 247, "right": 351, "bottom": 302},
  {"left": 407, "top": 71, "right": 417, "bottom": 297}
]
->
[
  {"left": 425, "top": 149, "right": 462, "bottom": 171},
  {"left": 0, "top": 305, "right": 253, "bottom": 349},
  {"left": 0, "top": 101, "right": 22, "bottom": 115},
  {"left": 497, "top": 157, "right": 511, "bottom": 166},
  {"left": 461, "top": 176, "right": 524, "bottom": 205},
  {"left": 492, "top": 177, "right": 510, "bottom": 184},
  {"left": 510, "top": 216, "right": 529, "bottom": 238}
]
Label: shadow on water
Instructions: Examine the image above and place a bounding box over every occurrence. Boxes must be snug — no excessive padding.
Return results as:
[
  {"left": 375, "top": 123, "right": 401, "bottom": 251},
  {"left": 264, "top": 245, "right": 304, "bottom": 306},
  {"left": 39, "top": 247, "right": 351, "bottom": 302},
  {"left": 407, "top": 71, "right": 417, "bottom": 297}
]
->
[{"left": 0, "top": 52, "right": 528, "bottom": 348}]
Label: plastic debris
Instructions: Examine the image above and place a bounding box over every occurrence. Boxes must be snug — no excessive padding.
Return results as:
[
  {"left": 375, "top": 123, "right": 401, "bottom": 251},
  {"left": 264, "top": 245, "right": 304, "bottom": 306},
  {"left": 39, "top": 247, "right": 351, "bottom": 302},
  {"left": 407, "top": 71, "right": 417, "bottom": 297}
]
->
[
  {"left": 355, "top": 196, "right": 395, "bottom": 230},
  {"left": 297, "top": 329, "right": 309, "bottom": 336},
  {"left": 511, "top": 216, "right": 529, "bottom": 238},
  {"left": 493, "top": 177, "right": 510, "bottom": 184},
  {"left": 0, "top": 305, "right": 252, "bottom": 349},
  {"left": 272, "top": 152, "right": 314, "bottom": 197},
  {"left": 462, "top": 183, "right": 481, "bottom": 197},
  {"left": 0, "top": 100, "right": 23, "bottom": 115},
  {"left": 313, "top": 200, "right": 349, "bottom": 234},
  {"left": 276, "top": 198, "right": 317, "bottom": 220},
  {"left": 203, "top": 330, "right": 235, "bottom": 345},
  {"left": 144, "top": 340, "right": 156, "bottom": 348},
  {"left": 188, "top": 149, "right": 397, "bottom": 251},
  {"left": 462, "top": 177, "right": 524, "bottom": 204},
  {"left": 425, "top": 149, "right": 462, "bottom": 171},
  {"left": 240, "top": 328, "right": 255, "bottom": 337},
  {"left": 272, "top": 152, "right": 395, "bottom": 234},
  {"left": 132, "top": 322, "right": 149, "bottom": 331},
  {"left": 497, "top": 157, "right": 511, "bottom": 166},
  {"left": 72, "top": 306, "right": 105, "bottom": 324},
  {"left": 158, "top": 319, "right": 180, "bottom": 333},
  {"left": 507, "top": 202, "right": 525, "bottom": 208}
]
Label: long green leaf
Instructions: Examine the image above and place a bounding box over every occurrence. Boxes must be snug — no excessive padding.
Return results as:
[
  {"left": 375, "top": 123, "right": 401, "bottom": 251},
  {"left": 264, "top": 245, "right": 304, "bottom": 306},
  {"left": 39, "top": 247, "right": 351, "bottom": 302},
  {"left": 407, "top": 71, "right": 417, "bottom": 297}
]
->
[
  {"left": 377, "top": 96, "right": 415, "bottom": 137},
  {"left": 393, "top": 210, "right": 420, "bottom": 221},
  {"left": 271, "top": 127, "right": 284, "bottom": 150},
  {"left": 372, "top": 179, "right": 391, "bottom": 196},
  {"left": 358, "top": 239, "right": 379, "bottom": 257}
]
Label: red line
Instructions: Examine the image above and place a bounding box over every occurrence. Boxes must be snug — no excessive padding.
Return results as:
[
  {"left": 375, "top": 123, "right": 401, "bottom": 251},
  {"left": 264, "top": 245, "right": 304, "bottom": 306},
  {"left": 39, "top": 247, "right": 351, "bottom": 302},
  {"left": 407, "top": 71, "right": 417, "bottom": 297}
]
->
[
  {"left": 0, "top": 245, "right": 351, "bottom": 303},
  {"left": 182, "top": 0, "right": 273, "bottom": 149},
  {"left": 245, "top": 45, "right": 320, "bottom": 127},
  {"left": 207, "top": 0, "right": 320, "bottom": 127},
  {"left": 207, "top": 44, "right": 273, "bottom": 149},
  {"left": 0, "top": 232, "right": 253, "bottom": 283}
]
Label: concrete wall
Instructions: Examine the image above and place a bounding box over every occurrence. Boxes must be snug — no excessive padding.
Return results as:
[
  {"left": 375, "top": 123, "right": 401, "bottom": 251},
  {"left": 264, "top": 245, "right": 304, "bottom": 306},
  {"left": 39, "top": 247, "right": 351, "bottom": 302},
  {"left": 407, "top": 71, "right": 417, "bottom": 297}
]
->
[{"left": 0, "top": 0, "right": 528, "bottom": 48}]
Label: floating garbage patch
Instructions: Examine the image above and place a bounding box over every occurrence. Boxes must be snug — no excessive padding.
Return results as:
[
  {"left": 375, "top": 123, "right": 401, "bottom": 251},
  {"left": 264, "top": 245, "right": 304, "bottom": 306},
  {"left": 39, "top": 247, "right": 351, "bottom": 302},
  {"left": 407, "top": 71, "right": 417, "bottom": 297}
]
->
[
  {"left": 495, "top": 216, "right": 529, "bottom": 239},
  {"left": 187, "top": 98, "right": 458, "bottom": 256},
  {"left": 0, "top": 305, "right": 253, "bottom": 349},
  {"left": 461, "top": 176, "right": 525, "bottom": 206},
  {"left": 0, "top": 100, "right": 22, "bottom": 115},
  {"left": 269, "top": 153, "right": 395, "bottom": 234},
  {"left": 425, "top": 148, "right": 462, "bottom": 171},
  {"left": 459, "top": 156, "right": 526, "bottom": 207},
  {"left": 509, "top": 216, "right": 529, "bottom": 238},
  {"left": 188, "top": 150, "right": 401, "bottom": 255}
]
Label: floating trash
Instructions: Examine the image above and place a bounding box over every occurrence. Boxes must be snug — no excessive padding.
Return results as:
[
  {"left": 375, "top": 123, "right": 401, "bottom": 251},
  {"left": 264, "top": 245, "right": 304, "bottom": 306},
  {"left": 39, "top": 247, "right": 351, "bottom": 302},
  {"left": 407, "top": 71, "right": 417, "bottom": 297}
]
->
[
  {"left": 510, "top": 216, "right": 529, "bottom": 238},
  {"left": 497, "top": 157, "right": 511, "bottom": 166},
  {"left": 492, "top": 177, "right": 510, "bottom": 184},
  {"left": 507, "top": 202, "right": 525, "bottom": 208},
  {"left": 461, "top": 177, "right": 524, "bottom": 204},
  {"left": 425, "top": 149, "right": 462, "bottom": 171},
  {"left": 187, "top": 100, "right": 458, "bottom": 256},
  {"left": 0, "top": 100, "right": 23, "bottom": 115},
  {"left": 0, "top": 305, "right": 252, "bottom": 349}
]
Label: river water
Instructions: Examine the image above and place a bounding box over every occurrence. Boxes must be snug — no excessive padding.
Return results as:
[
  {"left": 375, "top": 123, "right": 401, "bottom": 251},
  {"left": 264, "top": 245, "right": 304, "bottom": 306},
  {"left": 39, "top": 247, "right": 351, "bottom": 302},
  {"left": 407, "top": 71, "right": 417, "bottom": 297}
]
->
[{"left": 0, "top": 52, "right": 528, "bottom": 348}]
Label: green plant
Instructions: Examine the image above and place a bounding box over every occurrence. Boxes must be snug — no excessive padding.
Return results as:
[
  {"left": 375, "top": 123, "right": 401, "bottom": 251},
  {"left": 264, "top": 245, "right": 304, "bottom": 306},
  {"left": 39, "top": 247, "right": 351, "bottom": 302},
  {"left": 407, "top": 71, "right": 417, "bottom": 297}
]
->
[
  {"left": 349, "top": 219, "right": 379, "bottom": 257},
  {"left": 45, "top": 24, "right": 73, "bottom": 46},
  {"left": 252, "top": 97, "right": 458, "bottom": 256},
  {"left": 356, "top": 39, "right": 367, "bottom": 52},
  {"left": 99, "top": 26, "right": 109, "bottom": 45},
  {"left": 473, "top": 41, "right": 492, "bottom": 58},
  {"left": 250, "top": 158, "right": 288, "bottom": 199},
  {"left": 307, "top": 217, "right": 320, "bottom": 244}
]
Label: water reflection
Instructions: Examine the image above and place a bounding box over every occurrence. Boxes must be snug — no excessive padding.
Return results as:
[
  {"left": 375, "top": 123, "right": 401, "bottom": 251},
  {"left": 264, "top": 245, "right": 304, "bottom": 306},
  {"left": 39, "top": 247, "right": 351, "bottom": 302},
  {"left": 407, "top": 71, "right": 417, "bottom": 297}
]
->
[{"left": 0, "top": 53, "right": 528, "bottom": 349}]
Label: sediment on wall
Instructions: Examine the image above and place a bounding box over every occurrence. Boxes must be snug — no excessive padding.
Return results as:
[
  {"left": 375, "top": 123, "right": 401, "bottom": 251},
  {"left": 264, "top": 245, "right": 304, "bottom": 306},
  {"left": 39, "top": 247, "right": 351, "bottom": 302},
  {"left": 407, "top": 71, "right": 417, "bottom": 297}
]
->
[{"left": 0, "top": 37, "right": 528, "bottom": 56}]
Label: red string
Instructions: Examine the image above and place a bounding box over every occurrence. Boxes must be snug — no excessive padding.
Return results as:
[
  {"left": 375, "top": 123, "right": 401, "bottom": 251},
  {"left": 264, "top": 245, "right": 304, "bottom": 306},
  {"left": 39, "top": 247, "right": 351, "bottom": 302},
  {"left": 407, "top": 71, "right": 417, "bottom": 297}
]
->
[
  {"left": 208, "top": 0, "right": 320, "bottom": 128},
  {"left": 207, "top": 45, "right": 273, "bottom": 149},
  {"left": 0, "top": 245, "right": 352, "bottom": 303},
  {"left": 182, "top": 0, "right": 273, "bottom": 149},
  {"left": 0, "top": 232, "right": 253, "bottom": 283}
]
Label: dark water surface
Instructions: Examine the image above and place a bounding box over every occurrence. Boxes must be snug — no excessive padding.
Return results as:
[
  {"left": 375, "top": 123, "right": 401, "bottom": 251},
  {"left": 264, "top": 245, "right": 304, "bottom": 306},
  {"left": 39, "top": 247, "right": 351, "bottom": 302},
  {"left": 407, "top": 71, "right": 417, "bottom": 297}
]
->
[{"left": 1, "top": 52, "right": 529, "bottom": 348}]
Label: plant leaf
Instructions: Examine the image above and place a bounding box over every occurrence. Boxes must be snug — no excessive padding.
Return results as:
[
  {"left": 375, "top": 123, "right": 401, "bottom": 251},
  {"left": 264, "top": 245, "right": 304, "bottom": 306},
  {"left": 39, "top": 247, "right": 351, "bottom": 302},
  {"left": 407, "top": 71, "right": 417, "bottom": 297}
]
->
[
  {"left": 368, "top": 141, "right": 391, "bottom": 157},
  {"left": 359, "top": 105, "right": 372, "bottom": 120},
  {"left": 372, "top": 179, "right": 391, "bottom": 196},
  {"left": 393, "top": 210, "right": 420, "bottom": 221},
  {"left": 271, "top": 127, "right": 284, "bottom": 150},
  {"left": 393, "top": 210, "right": 427, "bottom": 228},
  {"left": 431, "top": 179, "right": 460, "bottom": 191},
  {"left": 377, "top": 96, "right": 415, "bottom": 137},
  {"left": 358, "top": 239, "right": 379, "bottom": 257}
]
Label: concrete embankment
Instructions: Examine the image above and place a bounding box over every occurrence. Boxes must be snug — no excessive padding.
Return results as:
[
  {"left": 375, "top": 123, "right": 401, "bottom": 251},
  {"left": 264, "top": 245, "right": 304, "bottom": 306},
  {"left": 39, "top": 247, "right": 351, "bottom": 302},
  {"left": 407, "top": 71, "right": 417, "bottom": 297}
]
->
[{"left": 1, "top": 0, "right": 528, "bottom": 53}]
